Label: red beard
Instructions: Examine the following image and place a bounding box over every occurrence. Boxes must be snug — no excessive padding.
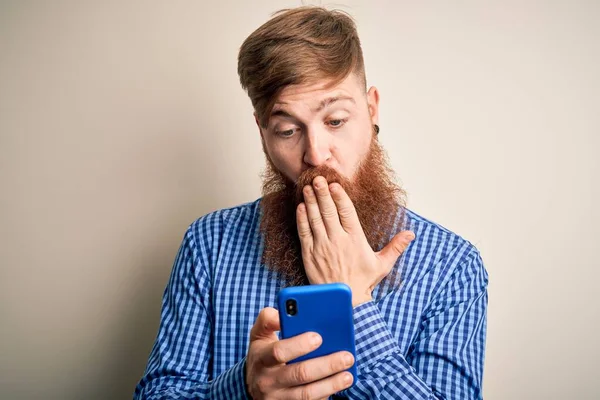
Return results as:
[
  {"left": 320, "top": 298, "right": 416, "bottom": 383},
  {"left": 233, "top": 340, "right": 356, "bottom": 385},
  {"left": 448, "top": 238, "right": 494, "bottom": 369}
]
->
[{"left": 259, "top": 137, "right": 407, "bottom": 287}]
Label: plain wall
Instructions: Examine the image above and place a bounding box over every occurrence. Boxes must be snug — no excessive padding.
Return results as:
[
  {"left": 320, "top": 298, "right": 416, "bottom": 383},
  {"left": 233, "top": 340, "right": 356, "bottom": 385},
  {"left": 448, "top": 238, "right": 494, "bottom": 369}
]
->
[{"left": 1, "top": 1, "right": 598, "bottom": 399}]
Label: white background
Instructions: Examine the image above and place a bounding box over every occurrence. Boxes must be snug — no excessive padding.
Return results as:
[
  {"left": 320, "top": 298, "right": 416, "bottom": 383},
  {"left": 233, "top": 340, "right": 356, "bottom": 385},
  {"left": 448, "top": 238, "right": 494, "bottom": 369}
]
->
[{"left": 1, "top": 1, "right": 598, "bottom": 399}]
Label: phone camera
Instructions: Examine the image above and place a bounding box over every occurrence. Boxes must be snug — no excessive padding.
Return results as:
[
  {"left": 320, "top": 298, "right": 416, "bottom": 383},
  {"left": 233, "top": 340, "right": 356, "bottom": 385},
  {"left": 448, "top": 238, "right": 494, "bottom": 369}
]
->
[{"left": 286, "top": 299, "right": 297, "bottom": 316}]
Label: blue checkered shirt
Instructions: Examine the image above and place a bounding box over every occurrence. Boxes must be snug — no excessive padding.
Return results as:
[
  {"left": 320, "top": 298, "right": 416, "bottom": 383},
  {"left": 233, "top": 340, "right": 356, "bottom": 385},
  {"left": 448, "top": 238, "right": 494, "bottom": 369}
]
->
[{"left": 134, "top": 199, "right": 488, "bottom": 399}]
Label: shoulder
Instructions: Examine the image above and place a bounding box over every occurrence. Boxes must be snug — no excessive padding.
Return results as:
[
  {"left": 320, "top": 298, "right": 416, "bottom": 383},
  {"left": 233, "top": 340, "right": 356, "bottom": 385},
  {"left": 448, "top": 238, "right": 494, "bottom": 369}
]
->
[
  {"left": 402, "top": 208, "right": 488, "bottom": 289},
  {"left": 181, "top": 199, "right": 262, "bottom": 257},
  {"left": 404, "top": 207, "right": 480, "bottom": 258},
  {"left": 187, "top": 198, "right": 262, "bottom": 237}
]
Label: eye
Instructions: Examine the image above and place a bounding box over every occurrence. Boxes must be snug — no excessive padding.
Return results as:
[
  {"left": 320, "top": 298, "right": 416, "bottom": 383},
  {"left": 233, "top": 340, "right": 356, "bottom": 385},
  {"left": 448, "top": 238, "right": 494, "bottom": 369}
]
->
[
  {"left": 327, "top": 118, "right": 348, "bottom": 128},
  {"left": 275, "top": 128, "right": 296, "bottom": 138}
]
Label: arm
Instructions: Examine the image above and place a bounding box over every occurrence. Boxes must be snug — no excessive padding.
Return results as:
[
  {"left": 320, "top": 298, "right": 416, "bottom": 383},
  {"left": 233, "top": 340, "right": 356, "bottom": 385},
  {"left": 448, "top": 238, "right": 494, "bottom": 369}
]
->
[
  {"left": 136, "top": 217, "right": 353, "bottom": 400},
  {"left": 133, "top": 223, "right": 249, "bottom": 400},
  {"left": 339, "top": 248, "right": 488, "bottom": 399}
]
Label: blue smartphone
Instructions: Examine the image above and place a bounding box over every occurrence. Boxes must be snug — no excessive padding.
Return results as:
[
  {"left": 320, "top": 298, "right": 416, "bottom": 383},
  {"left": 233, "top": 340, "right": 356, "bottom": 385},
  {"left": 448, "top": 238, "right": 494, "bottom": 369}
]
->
[{"left": 277, "top": 283, "right": 357, "bottom": 384}]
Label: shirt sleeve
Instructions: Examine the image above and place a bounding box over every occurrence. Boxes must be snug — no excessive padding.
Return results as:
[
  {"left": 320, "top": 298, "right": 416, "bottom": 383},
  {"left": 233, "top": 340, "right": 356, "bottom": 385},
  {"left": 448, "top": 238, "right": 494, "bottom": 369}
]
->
[
  {"left": 133, "top": 222, "right": 250, "bottom": 400},
  {"left": 338, "top": 247, "right": 488, "bottom": 400}
]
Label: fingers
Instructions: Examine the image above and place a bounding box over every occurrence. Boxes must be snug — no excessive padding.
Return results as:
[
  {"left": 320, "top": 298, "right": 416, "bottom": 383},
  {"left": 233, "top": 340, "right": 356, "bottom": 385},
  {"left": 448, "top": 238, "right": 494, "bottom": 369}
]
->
[
  {"left": 329, "top": 183, "right": 362, "bottom": 233},
  {"left": 378, "top": 230, "right": 415, "bottom": 268},
  {"left": 296, "top": 203, "right": 313, "bottom": 249},
  {"left": 250, "top": 307, "right": 280, "bottom": 341},
  {"left": 301, "top": 176, "right": 345, "bottom": 241},
  {"left": 285, "top": 371, "right": 354, "bottom": 399},
  {"left": 276, "top": 351, "right": 354, "bottom": 387},
  {"left": 303, "top": 184, "right": 328, "bottom": 241},
  {"left": 260, "top": 332, "right": 322, "bottom": 367},
  {"left": 311, "top": 176, "right": 343, "bottom": 237}
]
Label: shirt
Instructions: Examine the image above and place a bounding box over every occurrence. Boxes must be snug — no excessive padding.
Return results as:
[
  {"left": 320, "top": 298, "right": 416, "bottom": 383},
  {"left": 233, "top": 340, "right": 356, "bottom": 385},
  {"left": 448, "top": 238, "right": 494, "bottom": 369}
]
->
[{"left": 134, "top": 198, "right": 488, "bottom": 399}]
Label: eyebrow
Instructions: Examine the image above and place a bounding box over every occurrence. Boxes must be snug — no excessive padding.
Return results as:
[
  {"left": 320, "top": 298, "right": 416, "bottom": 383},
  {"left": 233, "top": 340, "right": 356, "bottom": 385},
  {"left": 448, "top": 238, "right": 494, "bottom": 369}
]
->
[
  {"left": 315, "top": 95, "right": 355, "bottom": 112},
  {"left": 271, "top": 95, "right": 355, "bottom": 118},
  {"left": 270, "top": 109, "right": 294, "bottom": 119}
]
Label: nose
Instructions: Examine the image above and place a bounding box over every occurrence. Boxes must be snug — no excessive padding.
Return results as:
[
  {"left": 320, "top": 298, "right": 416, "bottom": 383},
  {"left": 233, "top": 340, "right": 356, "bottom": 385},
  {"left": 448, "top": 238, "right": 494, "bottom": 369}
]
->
[{"left": 303, "top": 130, "right": 331, "bottom": 167}]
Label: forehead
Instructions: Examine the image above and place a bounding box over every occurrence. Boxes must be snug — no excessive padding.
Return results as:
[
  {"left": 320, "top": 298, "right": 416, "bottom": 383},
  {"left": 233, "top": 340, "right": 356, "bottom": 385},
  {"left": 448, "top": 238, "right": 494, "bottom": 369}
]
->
[{"left": 274, "top": 73, "right": 364, "bottom": 109}]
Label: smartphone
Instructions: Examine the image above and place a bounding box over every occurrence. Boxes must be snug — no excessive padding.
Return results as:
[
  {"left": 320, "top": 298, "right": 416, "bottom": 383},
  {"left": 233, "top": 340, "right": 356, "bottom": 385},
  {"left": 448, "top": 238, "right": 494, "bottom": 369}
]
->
[{"left": 277, "top": 282, "right": 357, "bottom": 384}]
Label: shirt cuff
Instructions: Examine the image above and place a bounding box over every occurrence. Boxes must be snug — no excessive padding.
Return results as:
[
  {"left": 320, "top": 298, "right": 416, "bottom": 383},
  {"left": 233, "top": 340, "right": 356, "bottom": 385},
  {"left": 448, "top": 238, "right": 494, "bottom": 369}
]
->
[
  {"left": 211, "top": 356, "right": 251, "bottom": 399},
  {"left": 353, "top": 300, "right": 399, "bottom": 372}
]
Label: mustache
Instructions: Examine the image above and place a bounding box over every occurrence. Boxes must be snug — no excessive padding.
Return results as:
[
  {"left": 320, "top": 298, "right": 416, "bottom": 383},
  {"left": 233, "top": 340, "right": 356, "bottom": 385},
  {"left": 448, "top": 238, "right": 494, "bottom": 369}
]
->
[
  {"left": 259, "top": 138, "right": 406, "bottom": 288},
  {"left": 293, "top": 165, "right": 353, "bottom": 206}
]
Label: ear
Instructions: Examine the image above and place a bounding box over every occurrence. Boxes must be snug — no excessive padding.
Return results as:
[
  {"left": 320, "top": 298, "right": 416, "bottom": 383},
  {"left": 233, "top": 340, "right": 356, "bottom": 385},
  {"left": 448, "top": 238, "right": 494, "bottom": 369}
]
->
[
  {"left": 255, "top": 112, "right": 269, "bottom": 155},
  {"left": 366, "top": 86, "right": 380, "bottom": 126},
  {"left": 254, "top": 112, "right": 264, "bottom": 140}
]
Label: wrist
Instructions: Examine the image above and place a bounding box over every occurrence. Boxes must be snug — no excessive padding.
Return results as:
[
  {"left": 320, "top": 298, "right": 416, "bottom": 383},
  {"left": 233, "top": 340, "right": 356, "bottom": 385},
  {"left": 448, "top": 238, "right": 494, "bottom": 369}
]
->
[{"left": 352, "top": 294, "right": 373, "bottom": 307}]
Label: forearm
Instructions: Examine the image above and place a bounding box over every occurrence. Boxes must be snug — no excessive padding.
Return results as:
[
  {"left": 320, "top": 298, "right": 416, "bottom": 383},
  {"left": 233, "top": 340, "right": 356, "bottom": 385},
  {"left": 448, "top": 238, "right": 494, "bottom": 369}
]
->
[
  {"left": 134, "top": 220, "right": 253, "bottom": 399},
  {"left": 135, "top": 357, "right": 249, "bottom": 400},
  {"left": 339, "top": 275, "right": 487, "bottom": 400},
  {"left": 347, "top": 353, "right": 440, "bottom": 399},
  {"left": 338, "top": 301, "right": 440, "bottom": 399}
]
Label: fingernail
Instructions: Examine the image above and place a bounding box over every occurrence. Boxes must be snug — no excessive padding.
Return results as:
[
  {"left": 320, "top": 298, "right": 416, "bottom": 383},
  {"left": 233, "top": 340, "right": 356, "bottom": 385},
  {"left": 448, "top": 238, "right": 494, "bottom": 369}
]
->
[
  {"left": 343, "top": 373, "right": 353, "bottom": 384},
  {"left": 344, "top": 353, "right": 354, "bottom": 366},
  {"left": 406, "top": 232, "right": 415, "bottom": 241},
  {"left": 310, "top": 333, "right": 322, "bottom": 346}
]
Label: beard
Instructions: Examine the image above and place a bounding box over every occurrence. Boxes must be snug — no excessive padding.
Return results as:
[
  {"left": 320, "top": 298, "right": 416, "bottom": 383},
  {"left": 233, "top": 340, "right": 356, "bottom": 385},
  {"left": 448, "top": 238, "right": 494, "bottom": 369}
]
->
[{"left": 259, "top": 134, "right": 407, "bottom": 287}]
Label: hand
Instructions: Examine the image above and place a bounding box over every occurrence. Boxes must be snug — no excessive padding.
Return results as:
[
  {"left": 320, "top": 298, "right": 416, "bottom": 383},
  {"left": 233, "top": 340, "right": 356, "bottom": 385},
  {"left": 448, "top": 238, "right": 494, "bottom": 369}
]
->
[
  {"left": 246, "top": 307, "right": 355, "bottom": 400},
  {"left": 296, "top": 176, "right": 415, "bottom": 306}
]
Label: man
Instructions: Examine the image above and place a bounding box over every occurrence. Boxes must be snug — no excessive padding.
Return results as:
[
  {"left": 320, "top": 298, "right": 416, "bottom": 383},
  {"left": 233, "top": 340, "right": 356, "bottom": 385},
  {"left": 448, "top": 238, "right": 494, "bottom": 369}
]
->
[{"left": 134, "top": 6, "right": 488, "bottom": 400}]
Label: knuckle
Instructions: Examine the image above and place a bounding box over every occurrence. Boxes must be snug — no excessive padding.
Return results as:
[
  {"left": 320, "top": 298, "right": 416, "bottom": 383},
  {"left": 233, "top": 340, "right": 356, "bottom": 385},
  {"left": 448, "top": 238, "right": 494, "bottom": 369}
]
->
[
  {"left": 320, "top": 207, "right": 337, "bottom": 219},
  {"left": 321, "top": 241, "right": 333, "bottom": 252},
  {"left": 328, "top": 235, "right": 340, "bottom": 246},
  {"left": 298, "top": 227, "right": 312, "bottom": 238},
  {"left": 300, "top": 388, "right": 313, "bottom": 400},
  {"left": 313, "top": 244, "right": 327, "bottom": 257},
  {"left": 255, "top": 376, "right": 271, "bottom": 394},
  {"left": 271, "top": 343, "right": 286, "bottom": 364},
  {"left": 294, "top": 365, "right": 310, "bottom": 383},
  {"left": 310, "top": 216, "right": 323, "bottom": 227},
  {"left": 338, "top": 205, "right": 354, "bottom": 218},
  {"left": 393, "top": 242, "right": 405, "bottom": 254},
  {"left": 301, "top": 243, "right": 313, "bottom": 256}
]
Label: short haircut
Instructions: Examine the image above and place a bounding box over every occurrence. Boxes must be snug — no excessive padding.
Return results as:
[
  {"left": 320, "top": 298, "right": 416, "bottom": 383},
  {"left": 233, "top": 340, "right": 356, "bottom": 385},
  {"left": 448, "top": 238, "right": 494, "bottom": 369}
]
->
[{"left": 238, "top": 6, "right": 366, "bottom": 128}]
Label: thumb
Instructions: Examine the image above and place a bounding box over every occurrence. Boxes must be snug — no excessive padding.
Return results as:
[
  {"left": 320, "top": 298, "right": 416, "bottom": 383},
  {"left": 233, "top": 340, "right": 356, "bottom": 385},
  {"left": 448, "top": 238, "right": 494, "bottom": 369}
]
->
[
  {"left": 378, "top": 230, "right": 415, "bottom": 267},
  {"left": 250, "top": 307, "right": 280, "bottom": 341}
]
